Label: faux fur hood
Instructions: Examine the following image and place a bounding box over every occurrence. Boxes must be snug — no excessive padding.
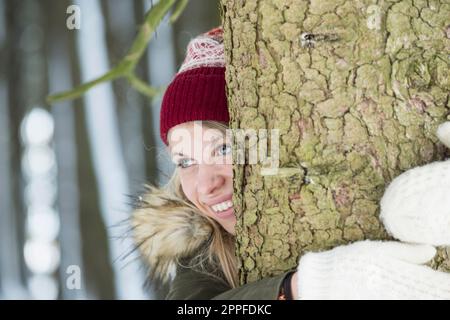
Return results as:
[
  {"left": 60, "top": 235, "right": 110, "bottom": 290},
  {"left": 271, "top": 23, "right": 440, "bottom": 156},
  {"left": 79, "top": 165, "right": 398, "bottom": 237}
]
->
[{"left": 131, "top": 185, "right": 213, "bottom": 283}]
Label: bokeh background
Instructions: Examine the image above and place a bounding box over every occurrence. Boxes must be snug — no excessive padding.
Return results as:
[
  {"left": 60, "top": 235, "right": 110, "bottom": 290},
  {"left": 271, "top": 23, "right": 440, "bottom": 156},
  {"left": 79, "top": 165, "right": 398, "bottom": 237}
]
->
[{"left": 0, "top": 0, "right": 220, "bottom": 299}]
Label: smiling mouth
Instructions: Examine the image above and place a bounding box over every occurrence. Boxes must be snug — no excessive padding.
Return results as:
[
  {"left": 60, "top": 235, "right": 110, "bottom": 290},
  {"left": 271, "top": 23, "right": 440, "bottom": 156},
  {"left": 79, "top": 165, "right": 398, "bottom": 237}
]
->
[
  {"left": 206, "top": 199, "right": 234, "bottom": 219},
  {"left": 210, "top": 200, "right": 233, "bottom": 213}
]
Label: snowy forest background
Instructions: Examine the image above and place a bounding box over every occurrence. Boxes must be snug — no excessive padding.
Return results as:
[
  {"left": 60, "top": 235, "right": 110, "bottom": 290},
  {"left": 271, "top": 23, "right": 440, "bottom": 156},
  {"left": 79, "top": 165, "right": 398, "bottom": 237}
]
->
[{"left": 0, "top": 0, "right": 219, "bottom": 299}]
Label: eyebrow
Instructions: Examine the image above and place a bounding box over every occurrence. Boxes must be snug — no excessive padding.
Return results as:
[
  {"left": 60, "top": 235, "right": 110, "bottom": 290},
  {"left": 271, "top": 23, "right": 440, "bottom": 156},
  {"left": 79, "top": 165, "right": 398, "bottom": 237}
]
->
[{"left": 170, "top": 136, "right": 226, "bottom": 158}]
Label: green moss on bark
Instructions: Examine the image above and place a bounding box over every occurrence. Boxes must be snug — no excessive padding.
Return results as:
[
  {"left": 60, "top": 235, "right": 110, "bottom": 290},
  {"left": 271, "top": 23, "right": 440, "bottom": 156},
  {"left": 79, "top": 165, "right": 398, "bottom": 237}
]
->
[{"left": 223, "top": 0, "right": 450, "bottom": 284}]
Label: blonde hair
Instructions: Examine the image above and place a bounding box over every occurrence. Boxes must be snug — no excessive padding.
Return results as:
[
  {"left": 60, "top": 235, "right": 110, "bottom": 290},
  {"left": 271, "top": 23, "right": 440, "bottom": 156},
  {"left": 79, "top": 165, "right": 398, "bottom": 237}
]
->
[{"left": 133, "top": 121, "right": 238, "bottom": 289}]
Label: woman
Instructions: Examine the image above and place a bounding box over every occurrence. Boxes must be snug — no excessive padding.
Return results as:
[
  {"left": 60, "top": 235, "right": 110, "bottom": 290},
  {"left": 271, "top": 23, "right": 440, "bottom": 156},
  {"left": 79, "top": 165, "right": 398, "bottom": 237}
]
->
[{"left": 132, "top": 27, "right": 450, "bottom": 299}]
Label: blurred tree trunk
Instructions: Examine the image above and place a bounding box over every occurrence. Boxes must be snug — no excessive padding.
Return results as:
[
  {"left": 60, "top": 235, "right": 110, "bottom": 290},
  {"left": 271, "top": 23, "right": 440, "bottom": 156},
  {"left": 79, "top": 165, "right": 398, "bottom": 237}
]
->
[
  {"left": 222, "top": 0, "right": 450, "bottom": 284},
  {"left": 0, "top": 0, "right": 28, "bottom": 298}
]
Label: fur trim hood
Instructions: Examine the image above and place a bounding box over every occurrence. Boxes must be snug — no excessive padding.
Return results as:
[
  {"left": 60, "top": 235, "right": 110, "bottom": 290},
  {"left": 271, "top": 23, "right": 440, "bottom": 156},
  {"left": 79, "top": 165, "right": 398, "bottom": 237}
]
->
[{"left": 131, "top": 184, "right": 212, "bottom": 283}]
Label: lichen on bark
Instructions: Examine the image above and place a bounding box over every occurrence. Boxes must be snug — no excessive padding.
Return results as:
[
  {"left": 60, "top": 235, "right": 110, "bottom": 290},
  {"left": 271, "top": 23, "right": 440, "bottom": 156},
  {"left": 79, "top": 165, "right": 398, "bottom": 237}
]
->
[{"left": 222, "top": 0, "right": 450, "bottom": 284}]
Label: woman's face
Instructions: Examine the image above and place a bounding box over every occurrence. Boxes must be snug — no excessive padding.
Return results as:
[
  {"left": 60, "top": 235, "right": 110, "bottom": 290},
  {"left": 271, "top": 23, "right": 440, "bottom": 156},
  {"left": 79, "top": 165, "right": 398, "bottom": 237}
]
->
[{"left": 168, "top": 121, "right": 236, "bottom": 235}]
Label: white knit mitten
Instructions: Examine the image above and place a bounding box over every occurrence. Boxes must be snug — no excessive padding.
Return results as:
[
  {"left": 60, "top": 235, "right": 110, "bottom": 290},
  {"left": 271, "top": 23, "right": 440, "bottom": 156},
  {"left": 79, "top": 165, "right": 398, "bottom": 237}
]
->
[
  {"left": 380, "top": 121, "right": 450, "bottom": 246},
  {"left": 296, "top": 240, "right": 450, "bottom": 300}
]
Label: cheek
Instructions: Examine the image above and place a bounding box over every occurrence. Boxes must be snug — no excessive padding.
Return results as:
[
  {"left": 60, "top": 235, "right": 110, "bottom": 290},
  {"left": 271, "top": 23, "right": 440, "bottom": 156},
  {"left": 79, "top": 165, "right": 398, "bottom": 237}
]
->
[
  {"left": 179, "top": 172, "right": 196, "bottom": 202},
  {"left": 224, "top": 164, "right": 233, "bottom": 179}
]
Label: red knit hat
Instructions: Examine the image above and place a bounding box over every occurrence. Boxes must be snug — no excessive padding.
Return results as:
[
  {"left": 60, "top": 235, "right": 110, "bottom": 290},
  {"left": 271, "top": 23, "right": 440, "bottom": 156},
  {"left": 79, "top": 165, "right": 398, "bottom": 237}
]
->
[{"left": 159, "top": 27, "right": 229, "bottom": 145}]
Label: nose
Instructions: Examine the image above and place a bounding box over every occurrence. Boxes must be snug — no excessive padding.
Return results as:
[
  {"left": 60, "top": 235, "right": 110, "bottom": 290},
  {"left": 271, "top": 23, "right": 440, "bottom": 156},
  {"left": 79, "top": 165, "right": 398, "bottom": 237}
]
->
[{"left": 197, "top": 163, "right": 224, "bottom": 197}]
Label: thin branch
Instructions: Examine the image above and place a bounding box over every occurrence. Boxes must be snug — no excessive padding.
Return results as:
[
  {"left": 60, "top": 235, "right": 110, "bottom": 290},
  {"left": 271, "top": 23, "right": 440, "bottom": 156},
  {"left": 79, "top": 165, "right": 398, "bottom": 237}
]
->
[
  {"left": 46, "top": 68, "right": 121, "bottom": 104},
  {"left": 170, "top": 0, "right": 189, "bottom": 24},
  {"left": 46, "top": 0, "right": 177, "bottom": 104},
  {"left": 124, "top": 0, "right": 177, "bottom": 70},
  {"left": 126, "top": 74, "right": 164, "bottom": 98}
]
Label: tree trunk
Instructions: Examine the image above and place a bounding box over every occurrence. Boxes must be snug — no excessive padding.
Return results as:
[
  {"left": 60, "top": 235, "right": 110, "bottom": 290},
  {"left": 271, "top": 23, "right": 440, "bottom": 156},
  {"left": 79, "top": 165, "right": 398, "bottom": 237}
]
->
[{"left": 222, "top": 0, "right": 450, "bottom": 284}]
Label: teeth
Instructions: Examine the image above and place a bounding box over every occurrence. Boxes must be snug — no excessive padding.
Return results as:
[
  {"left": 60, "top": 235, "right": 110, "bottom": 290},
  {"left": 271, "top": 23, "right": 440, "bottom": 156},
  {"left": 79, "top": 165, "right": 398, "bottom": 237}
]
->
[{"left": 211, "top": 200, "right": 233, "bottom": 212}]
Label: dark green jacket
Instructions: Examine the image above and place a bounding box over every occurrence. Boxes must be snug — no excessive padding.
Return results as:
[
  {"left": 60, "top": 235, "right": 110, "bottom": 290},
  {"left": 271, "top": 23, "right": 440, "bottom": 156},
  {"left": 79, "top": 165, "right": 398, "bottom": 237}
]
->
[
  {"left": 132, "top": 193, "right": 293, "bottom": 299},
  {"left": 166, "top": 263, "right": 292, "bottom": 300}
]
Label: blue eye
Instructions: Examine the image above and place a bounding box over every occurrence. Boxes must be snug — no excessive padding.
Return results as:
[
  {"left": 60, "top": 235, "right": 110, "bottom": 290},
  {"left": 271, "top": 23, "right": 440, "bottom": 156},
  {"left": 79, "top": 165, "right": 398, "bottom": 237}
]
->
[
  {"left": 217, "top": 143, "right": 231, "bottom": 156},
  {"left": 177, "top": 158, "right": 195, "bottom": 169}
]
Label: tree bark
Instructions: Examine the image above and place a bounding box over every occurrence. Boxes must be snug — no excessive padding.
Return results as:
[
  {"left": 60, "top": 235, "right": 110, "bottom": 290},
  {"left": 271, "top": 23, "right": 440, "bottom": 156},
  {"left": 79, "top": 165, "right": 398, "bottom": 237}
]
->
[{"left": 222, "top": 0, "right": 450, "bottom": 284}]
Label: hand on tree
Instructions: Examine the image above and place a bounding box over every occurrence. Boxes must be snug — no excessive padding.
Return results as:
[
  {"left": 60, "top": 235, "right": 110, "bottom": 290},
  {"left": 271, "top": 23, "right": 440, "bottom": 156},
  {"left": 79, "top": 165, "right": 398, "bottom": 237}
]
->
[
  {"left": 291, "top": 122, "right": 450, "bottom": 300},
  {"left": 380, "top": 121, "right": 450, "bottom": 246},
  {"left": 294, "top": 240, "right": 450, "bottom": 299}
]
